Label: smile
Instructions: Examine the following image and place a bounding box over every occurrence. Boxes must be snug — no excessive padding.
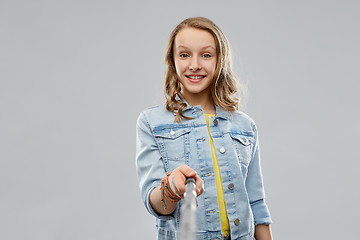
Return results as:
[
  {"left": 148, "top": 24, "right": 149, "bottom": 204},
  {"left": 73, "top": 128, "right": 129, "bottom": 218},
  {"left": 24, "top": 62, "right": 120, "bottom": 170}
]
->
[
  {"left": 185, "top": 75, "right": 206, "bottom": 82},
  {"left": 187, "top": 75, "right": 204, "bottom": 79}
]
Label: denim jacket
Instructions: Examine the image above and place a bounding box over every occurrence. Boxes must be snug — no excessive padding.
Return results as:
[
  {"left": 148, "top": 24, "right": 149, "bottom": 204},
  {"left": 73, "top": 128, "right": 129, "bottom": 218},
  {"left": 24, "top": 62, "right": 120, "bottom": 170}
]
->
[{"left": 136, "top": 102, "right": 272, "bottom": 240}]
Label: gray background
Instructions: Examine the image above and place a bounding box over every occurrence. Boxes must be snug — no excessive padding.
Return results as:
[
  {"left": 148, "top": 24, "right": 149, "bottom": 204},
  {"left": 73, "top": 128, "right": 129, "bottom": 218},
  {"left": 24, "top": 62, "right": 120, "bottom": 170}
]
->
[{"left": 1, "top": 0, "right": 359, "bottom": 239}]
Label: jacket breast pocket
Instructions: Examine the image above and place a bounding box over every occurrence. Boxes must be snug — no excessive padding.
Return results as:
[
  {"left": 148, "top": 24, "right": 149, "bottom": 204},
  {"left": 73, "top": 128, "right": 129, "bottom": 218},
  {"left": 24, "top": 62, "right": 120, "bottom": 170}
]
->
[
  {"left": 230, "top": 133, "right": 254, "bottom": 168},
  {"left": 154, "top": 127, "right": 191, "bottom": 170}
]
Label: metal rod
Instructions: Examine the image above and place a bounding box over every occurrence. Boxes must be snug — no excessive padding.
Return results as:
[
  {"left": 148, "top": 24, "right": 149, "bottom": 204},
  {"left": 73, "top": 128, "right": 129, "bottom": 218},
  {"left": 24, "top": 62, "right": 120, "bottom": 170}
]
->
[{"left": 179, "top": 178, "right": 197, "bottom": 240}]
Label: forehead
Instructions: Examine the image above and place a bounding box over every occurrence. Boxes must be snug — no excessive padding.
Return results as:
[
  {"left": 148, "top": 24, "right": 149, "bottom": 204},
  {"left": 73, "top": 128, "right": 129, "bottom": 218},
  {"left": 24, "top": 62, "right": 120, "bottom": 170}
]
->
[{"left": 174, "top": 27, "right": 216, "bottom": 50}]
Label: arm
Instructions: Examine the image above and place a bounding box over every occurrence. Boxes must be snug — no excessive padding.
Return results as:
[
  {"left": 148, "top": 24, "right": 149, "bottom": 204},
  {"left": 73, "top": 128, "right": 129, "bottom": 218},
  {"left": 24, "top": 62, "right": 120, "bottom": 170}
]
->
[
  {"left": 136, "top": 112, "right": 203, "bottom": 217},
  {"left": 136, "top": 112, "right": 169, "bottom": 218},
  {"left": 245, "top": 123, "right": 272, "bottom": 225},
  {"left": 254, "top": 224, "right": 272, "bottom": 240}
]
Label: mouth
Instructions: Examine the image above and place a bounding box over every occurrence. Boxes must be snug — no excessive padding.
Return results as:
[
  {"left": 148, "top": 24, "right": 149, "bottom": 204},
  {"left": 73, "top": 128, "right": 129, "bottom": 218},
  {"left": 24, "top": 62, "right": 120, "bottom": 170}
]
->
[{"left": 185, "top": 74, "right": 206, "bottom": 83}]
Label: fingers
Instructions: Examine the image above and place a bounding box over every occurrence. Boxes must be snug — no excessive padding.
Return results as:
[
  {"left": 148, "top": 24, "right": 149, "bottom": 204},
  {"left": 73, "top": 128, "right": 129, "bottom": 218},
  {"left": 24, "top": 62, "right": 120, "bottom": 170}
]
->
[
  {"left": 168, "top": 167, "right": 186, "bottom": 198},
  {"left": 168, "top": 165, "right": 204, "bottom": 198},
  {"left": 177, "top": 164, "right": 197, "bottom": 178},
  {"left": 193, "top": 174, "right": 204, "bottom": 196}
]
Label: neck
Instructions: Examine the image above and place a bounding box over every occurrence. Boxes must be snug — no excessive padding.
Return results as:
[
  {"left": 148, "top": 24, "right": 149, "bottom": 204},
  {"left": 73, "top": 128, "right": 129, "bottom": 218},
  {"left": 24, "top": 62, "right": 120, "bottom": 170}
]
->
[{"left": 181, "top": 91, "right": 216, "bottom": 114}]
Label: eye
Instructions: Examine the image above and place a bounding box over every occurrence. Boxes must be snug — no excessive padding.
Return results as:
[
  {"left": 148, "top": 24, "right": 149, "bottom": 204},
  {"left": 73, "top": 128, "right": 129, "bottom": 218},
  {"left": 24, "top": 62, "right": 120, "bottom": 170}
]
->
[
  {"left": 202, "top": 54, "right": 211, "bottom": 58},
  {"left": 179, "top": 53, "right": 189, "bottom": 58}
]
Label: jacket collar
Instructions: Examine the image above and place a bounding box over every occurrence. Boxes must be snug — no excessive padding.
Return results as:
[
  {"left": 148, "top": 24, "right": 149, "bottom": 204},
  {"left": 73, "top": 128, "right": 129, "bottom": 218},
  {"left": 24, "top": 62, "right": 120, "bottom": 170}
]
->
[
  {"left": 215, "top": 105, "right": 232, "bottom": 120},
  {"left": 179, "top": 95, "right": 232, "bottom": 120}
]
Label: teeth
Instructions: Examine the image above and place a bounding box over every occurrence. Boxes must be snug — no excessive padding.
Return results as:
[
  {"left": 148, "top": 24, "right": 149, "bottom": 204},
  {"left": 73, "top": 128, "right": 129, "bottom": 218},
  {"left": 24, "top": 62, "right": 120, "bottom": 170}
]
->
[{"left": 188, "top": 75, "right": 204, "bottom": 79}]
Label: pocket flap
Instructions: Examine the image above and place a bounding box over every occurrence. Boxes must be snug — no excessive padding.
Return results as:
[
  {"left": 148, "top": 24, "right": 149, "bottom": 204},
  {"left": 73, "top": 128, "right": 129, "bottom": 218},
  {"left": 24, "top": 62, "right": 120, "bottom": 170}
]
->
[
  {"left": 153, "top": 128, "right": 191, "bottom": 139},
  {"left": 230, "top": 133, "right": 254, "bottom": 146}
]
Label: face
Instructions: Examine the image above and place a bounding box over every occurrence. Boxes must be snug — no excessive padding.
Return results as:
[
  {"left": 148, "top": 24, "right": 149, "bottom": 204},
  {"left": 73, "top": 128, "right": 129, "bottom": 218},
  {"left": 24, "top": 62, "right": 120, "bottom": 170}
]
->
[{"left": 173, "top": 27, "right": 217, "bottom": 101}]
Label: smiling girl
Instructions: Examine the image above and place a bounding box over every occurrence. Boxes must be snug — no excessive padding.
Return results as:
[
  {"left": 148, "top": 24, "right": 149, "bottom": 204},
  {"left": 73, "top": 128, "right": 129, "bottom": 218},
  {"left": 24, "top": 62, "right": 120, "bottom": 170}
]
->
[{"left": 136, "top": 17, "right": 272, "bottom": 240}]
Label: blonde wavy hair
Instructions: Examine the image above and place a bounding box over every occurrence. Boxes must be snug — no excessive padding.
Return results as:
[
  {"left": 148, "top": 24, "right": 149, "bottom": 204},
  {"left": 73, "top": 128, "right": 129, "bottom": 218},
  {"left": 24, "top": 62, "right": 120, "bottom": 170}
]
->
[{"left": 165, "top": 17, "right": 241, "bottom": 122}]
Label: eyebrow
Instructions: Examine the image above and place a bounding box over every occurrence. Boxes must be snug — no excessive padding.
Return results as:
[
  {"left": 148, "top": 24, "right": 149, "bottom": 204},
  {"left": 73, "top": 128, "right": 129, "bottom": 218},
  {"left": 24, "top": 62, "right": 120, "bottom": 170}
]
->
[{"left": 176, "top": 45, "right": 216, "bottom": 51}]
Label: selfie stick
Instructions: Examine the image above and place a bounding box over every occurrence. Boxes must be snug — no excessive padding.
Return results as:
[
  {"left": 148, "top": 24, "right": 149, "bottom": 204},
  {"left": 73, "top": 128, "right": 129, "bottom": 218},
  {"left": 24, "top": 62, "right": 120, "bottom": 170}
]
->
[{"left": 179, "top": 178, "right": 197, "bottom": 240}]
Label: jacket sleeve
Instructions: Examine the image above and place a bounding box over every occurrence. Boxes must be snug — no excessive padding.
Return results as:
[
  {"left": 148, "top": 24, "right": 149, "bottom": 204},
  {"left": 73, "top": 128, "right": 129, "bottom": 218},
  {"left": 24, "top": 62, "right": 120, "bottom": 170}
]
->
[
  {"left": 136, "top": 111, "right": 176, "bottom": 220},
  {"left": 245, "top": 122, "right": 272, "bottom": 225}
]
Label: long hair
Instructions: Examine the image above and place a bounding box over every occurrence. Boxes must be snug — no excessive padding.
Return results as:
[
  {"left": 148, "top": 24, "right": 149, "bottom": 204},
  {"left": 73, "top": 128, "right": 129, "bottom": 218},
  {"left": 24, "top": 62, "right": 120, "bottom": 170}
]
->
[{"left": 164, "top": 17, "right": 241, "bottom": 122}]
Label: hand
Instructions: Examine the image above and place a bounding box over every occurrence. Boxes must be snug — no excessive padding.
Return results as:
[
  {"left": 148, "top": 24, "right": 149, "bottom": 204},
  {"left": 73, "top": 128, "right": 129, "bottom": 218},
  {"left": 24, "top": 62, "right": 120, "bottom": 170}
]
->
[{"left": 168, "top": 165, "right": 204, "bottom": 198}]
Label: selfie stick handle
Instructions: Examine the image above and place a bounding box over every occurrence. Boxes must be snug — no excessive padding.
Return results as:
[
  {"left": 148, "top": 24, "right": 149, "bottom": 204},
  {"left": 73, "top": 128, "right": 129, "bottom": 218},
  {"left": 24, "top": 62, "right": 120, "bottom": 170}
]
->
[{"left": 179, "top": 178, "right": 197, "bottom": 240}]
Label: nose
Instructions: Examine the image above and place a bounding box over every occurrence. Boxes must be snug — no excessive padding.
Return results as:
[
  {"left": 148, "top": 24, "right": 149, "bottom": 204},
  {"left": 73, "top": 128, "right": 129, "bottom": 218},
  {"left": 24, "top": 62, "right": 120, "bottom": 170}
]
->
[{"left": 189, "top": 57, "right": 201, "bottom": 71}]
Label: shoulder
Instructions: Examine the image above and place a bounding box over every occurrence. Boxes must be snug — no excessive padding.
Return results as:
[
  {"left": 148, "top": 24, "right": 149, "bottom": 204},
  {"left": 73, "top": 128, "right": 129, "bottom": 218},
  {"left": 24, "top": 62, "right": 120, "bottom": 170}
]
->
[
  {"left": 137, "top": 105, "right": 176, "bottom": 127},
  {"left": 140, "top": 105, "right": 170, "bottom": 115},
  {"left": 227, "top": 110, "right": 258, "bottom": 134}
]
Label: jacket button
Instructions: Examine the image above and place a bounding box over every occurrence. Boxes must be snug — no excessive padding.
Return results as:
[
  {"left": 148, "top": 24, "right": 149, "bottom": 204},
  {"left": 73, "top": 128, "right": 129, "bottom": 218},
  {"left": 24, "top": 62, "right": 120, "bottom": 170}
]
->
[
  {"left": 213, "top": 119, "right": 218, "bottom": 125},
  {"left": 228, "top": 183, "right": 234, "bottom": 190},
  {"left": 234, "top": 218, "right": 240, "bottom": 225},
  {"left": 219, "top": 147, "right": 226, "bottom": 154},
  {"left": 242, "top": 137, "right": 247, "bottom": 143}
]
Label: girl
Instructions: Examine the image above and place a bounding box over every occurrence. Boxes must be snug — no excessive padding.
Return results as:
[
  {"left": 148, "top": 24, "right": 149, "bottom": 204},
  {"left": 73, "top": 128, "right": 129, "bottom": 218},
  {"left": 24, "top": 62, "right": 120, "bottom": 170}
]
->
[{"left": 136, "top": 17, "right": 272, "bottom": 240}]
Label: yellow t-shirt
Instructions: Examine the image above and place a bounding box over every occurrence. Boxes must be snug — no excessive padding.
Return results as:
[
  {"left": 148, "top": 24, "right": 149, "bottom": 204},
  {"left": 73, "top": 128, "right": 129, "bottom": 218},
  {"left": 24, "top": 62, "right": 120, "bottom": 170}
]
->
[{"left": 205, "top": 114, "right": 230, "bottom": 237}]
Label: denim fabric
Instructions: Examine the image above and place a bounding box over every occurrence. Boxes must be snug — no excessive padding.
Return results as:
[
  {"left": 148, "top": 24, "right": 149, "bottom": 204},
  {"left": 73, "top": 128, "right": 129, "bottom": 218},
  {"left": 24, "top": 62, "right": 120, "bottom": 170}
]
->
[{"left": 136, "top": 102, "right": 272, "bottom": 240}]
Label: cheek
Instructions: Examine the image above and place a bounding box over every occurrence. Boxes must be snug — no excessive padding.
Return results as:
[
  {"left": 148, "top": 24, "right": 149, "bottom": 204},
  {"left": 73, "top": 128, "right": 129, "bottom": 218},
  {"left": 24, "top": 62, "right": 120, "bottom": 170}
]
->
[
  {"left": 206, "top": 61, "right": 217, "bottom": 75},
  {"left": 174, "top": 61, "right": 185, "bottom": 76}
]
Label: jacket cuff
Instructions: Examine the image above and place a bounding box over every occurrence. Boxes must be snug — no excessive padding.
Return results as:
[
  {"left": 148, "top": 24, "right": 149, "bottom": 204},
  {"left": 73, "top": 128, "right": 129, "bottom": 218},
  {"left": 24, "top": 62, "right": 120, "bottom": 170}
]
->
[
  {"left": 250, "top": 199, "right": 272, "bottom": 225},
  {"left": 145, "top": 186, "right": 176, "bottom": 220}
]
